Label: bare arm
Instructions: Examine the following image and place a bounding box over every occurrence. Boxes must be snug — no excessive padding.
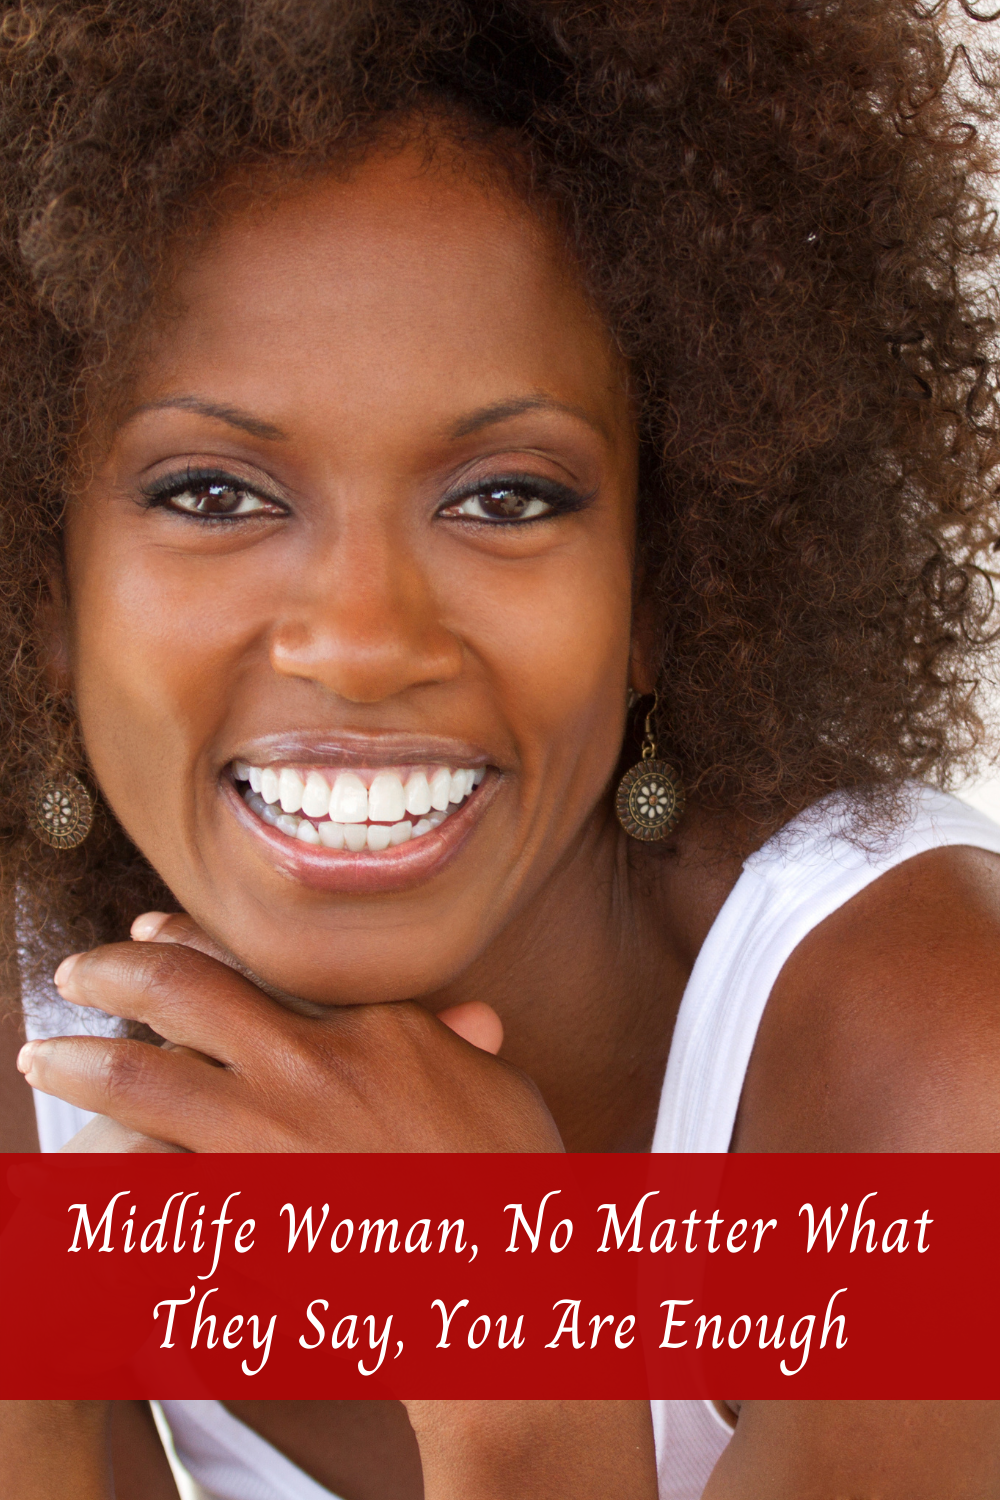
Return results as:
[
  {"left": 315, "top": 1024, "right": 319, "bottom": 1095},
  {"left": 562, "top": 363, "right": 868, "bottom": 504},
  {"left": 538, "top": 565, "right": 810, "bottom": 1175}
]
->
[
  {"left": 0, "top": 1401, "right": 179, "bottom": 1500},
  {"left": 404, "top": 1401, "right": 658, "bottom": 1500},
  {"left": 111, "top": 1402, "right": 181, "bottom": 1500},
  {"left": 715, "top": 846, "right": 1000, "bottom": 1496},
  {"left": 734, "top": 846, "right": 1000, "bottom": 1153},
  {"left": 703, "top": 1401, "right": 1000, "bottom": 1500},
  {"left": 0, "top": 1402, "right": 111, "bottom": 1500}
]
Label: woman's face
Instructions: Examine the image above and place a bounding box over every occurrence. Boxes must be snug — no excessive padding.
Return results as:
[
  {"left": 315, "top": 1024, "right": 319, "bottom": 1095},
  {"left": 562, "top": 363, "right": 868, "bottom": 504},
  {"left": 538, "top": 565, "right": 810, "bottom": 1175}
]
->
[{"left": 61, "top": 143, "right": 641, "bottom": 1006}]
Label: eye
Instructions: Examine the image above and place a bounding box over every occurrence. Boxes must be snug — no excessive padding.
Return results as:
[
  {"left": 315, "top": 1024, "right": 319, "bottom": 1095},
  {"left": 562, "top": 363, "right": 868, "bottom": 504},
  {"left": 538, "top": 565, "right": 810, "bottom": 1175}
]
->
[
  {"left": 169, "top": 482, "right": 273, "bottom": 518},
  {"left": 439, "top": 475, "right": 587, "bottom": 525},
  {"left": 447, "top": 488, "right": 553, "bottom": 522},
  {"left": 141, "top": 469, "right": 286, "bottom": 521}
]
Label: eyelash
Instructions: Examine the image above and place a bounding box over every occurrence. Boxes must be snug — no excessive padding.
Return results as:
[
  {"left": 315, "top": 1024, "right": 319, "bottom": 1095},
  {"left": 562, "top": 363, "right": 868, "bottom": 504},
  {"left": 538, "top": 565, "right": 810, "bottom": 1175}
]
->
[
  {"left": 139, "top": 467, "right": 287, "bottom": 522},
  {"left": 139, "top": 467, "right": 589, "bottom": 526},
  {"left": 438, "top": 473, "right": 590, "bottom": 525}
]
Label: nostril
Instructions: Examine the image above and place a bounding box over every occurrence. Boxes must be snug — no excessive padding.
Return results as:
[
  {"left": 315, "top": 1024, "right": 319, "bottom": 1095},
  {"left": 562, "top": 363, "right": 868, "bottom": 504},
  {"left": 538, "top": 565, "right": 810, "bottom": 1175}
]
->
[{"left": 268, "top": 613, "right": 464, "bottom": 702}]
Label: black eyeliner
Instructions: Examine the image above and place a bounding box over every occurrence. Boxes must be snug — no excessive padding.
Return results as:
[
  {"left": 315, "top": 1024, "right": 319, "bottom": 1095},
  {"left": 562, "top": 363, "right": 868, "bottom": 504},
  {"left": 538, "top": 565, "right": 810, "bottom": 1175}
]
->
[
  {"left": 138, "top": 464, "right": 287, "bottom": 519},
  {"left": 439, "top": 471, "right": 594, "bottom": 521}
]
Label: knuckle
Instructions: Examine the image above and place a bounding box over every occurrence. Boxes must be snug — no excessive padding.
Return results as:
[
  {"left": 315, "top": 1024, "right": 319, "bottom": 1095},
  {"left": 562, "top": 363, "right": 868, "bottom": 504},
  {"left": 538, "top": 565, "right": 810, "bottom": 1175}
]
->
[
  {"left": 279, "top": 1026, "right": 330, "bottom": 1083},
  {"left": 97, "top": 1041, "right": 149, "bottom": 1101},
  {"left": 343, "top": 999, "right": 431, "bottom": 1044},
  {"left": 129, "top": 942, "right": 205, "bottom": 1005},
  {"left": 393, "top": 999, "right": 435, "bottom": 1034}
]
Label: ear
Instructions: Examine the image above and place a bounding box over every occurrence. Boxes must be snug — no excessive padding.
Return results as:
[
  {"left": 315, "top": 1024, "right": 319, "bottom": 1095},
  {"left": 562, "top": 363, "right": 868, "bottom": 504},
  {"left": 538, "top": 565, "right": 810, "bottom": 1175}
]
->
[
  {"left": 37, "top": 559, "right": 73, "bottom": 694},
  {"left": 628, "top": 589, "right": 659, "bottom": 697}
]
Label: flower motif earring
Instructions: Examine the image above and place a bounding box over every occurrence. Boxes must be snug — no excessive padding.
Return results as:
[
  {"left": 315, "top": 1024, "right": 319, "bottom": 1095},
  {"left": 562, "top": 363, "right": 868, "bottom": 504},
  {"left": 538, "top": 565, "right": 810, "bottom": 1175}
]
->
[
  {"left": 29, "top": 768, "right": 94, "bottom": 850},
  {"left": 615, "top": 692, "right": 685, "bottom": 841}
]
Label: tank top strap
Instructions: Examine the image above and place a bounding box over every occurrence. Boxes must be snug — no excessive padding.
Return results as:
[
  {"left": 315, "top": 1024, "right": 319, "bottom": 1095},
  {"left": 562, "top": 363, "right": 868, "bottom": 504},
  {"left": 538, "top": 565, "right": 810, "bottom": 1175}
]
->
[
  {"left": 157, "top": 1401, "right": 344, "bottom": 1500},
  {"left": 651, "top": 783, "right": 1000, "bottom": 1154}
]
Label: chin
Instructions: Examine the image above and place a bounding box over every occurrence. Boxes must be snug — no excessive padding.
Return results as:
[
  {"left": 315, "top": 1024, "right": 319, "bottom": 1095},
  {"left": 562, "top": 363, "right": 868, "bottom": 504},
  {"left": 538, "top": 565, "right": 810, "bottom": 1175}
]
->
[{"left": 214, "top": 918, "right": 488, "bottom": 1011}]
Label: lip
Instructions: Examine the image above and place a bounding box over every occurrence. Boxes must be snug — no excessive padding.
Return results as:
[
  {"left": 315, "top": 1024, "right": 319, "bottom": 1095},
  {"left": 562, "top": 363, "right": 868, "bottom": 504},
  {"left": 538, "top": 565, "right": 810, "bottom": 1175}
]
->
[
  {"left": 222, "top": 768, "right": 499, "bottom": 894},
  {"left": 227, "top": 729, "right": 490, "bottom": 771}
]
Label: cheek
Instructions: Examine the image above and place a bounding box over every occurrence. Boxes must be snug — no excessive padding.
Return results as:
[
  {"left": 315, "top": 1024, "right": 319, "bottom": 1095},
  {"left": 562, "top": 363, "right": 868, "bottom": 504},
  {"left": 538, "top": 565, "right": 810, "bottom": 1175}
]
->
[
  {"left": 64, "top": 526, "right": 246, "bottom": 813},
  {"left": 444, "top": 538, "right": 633, "bottom": 790}
]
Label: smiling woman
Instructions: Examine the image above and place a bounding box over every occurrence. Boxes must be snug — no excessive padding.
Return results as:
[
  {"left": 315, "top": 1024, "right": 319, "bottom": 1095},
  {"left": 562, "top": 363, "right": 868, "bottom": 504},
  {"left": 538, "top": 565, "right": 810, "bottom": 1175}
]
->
[
  {"left": 2, "top": 1, "right": 1000, "bottom": 1499},
  {"left": 53, "top": 147, "right": 643, "bottom": 1011}
]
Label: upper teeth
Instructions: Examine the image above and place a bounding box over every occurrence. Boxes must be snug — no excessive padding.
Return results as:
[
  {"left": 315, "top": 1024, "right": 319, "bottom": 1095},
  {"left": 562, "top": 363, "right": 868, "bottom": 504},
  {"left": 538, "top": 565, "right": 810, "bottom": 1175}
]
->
[{"left": 231, "top": 760, "right": 485, "bottom": 846}]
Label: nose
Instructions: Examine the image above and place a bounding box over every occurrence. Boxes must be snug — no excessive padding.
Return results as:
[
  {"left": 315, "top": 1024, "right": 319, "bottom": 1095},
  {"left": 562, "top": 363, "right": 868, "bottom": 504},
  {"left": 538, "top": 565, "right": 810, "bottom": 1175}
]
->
[{"left": 268, "top": 518, "right": 464, "bottom": 704}]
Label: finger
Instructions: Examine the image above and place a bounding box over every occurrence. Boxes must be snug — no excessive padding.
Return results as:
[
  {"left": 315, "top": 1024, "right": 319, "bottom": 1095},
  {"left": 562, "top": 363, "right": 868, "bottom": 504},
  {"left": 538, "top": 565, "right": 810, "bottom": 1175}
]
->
[
  {"left": 18, "top": 1036, "right": 238, "bottom": 1150},
  {"left": 161, "top": 1040, "right": 224, "bottom": 1067},
  {"left": 133, "top": 913, "right": 293, "bottom": 1001},
  {"left": 436, "top": 1001, "right": 504, "bottom": 1055},
  {"left": 58, "top": 1114, "right": 188, "bottom": 1154},
  {"left": 52, "top": 942, "right": 296, "bottom": 1066},
  {"left": 131, "top": 910, "right": 232, "bottom": 965}
]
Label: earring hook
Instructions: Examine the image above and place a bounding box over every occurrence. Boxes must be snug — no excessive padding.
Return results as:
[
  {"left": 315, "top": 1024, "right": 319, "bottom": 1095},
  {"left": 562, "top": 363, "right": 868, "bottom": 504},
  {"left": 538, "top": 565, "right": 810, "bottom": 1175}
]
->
[{"left": 642, "top": 690, "right": 660, "bottom": 761}]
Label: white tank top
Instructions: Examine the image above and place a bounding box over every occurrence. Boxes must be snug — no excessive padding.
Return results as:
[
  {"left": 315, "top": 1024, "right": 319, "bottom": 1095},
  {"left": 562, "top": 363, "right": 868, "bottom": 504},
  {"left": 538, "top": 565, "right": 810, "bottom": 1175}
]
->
[{"left": 30, "top": 783, "right": 1000, "bottom": 1500}]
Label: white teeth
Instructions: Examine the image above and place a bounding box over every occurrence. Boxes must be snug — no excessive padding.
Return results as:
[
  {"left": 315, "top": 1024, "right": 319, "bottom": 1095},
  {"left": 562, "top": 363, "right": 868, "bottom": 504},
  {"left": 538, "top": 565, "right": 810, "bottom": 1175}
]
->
[
  {"left": 403, "top": 771, "right": 432, "bottom": 816},
  {"left": 429, "top": 767, "right": 451, "bottom": 812},
  {"left": 301, "top": 770, "right": 332, "bottom": 819},
  {"left": 243, "top": 762, "right": 485, "bottom": 850},
  {"left": 329, "top": 772, "right": 368, "bottom": 823},
  {"left": 278, "top": 767, "right": 305, "bottom": 814},
  {"left": 368, "top": 771, "right": 406, "bottom": 823}
]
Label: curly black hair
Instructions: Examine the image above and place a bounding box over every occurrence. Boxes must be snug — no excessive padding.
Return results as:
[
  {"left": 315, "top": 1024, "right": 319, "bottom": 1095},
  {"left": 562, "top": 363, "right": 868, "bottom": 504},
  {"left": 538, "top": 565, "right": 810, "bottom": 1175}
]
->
[{"left": 2, "top": 0, "right": 1000, "bottom": 1006}]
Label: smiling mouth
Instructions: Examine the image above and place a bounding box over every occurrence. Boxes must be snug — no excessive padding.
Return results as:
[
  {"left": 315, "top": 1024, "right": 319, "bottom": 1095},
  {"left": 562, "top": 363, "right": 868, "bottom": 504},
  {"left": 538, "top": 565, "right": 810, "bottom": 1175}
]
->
[{"left": 232, "top": 760, "right": 486, "bottom": 852}]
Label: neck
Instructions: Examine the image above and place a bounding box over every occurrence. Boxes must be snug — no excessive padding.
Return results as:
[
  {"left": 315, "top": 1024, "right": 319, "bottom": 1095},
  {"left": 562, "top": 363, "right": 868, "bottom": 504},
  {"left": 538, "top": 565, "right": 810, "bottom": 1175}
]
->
[{"left": 434, "top": 805, "right": 742, "bottom": 1152}]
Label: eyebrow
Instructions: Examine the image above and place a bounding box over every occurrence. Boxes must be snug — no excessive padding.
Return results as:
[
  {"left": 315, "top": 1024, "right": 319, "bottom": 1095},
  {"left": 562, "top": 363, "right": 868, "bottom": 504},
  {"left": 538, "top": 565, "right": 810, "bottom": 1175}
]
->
[
  {"left": 121, "top": 395, "right": 289, "bottom": 442},
  {"left": 449, "top": 395, "right": 610, "bottom": 442},
  {"left": 122, "top": 392, "right": 607, "bottom": 445}
]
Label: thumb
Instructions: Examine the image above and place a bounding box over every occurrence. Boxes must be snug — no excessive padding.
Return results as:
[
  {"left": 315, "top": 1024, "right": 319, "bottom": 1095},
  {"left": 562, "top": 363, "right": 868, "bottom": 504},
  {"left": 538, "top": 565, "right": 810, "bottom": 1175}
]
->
[{"left": 436, "top": 1000, "right": 504, "bottom": 1055}]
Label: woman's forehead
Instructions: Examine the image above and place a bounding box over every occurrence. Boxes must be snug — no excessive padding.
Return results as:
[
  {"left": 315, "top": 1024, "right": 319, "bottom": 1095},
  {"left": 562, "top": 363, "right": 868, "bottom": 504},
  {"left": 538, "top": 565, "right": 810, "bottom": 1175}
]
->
[{"left": 113, "top": 145, "right": 633, "bottom": 457}]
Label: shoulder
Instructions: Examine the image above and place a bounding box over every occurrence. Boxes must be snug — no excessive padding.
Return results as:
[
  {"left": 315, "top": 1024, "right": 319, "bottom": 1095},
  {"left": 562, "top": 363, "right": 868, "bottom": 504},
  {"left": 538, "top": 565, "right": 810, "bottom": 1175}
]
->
[
  {"left": 704, "top": 1399, "right": 1000, "bottom": 1499},
  {"left": 733, "top": 843, "right": 1000, "bottom": 1151}
]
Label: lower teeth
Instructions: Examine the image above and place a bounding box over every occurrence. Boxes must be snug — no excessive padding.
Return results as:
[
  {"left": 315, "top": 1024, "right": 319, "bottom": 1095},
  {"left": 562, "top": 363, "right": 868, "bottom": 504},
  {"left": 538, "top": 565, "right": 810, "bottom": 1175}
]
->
[{"left": 244, "top": 789, "right": 453, "bottom": 849}]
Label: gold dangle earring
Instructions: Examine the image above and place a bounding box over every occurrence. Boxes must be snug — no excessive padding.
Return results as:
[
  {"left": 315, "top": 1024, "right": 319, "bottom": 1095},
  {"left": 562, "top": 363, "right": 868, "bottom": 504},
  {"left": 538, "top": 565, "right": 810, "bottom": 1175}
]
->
[
  {"left": 615, "top": 691, "right": 685, "bottom": 841},
  {"left": 29, "top": 746, "right": 94, "bottom": 851}
]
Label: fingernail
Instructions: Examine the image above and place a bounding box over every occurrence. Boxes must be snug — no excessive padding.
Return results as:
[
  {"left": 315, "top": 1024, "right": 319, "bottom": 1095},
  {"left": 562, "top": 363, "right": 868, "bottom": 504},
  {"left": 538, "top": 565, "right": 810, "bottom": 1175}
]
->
[
  {"left": 16, "top": 1040, "right": 39, "bottom": 1074},
  {"left": 53, "top": 953, "right": 81, "bottom": 989},
  {"left": 131, "top": 912, "right": 170, "bottom": 941}
]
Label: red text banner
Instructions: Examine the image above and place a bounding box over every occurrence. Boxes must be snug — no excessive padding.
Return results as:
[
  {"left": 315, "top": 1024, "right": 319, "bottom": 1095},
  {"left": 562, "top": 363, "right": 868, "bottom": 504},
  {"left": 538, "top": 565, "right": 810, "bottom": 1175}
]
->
[{"left": 0, "top": 1153, "right": 994, "bottom": 1398}]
